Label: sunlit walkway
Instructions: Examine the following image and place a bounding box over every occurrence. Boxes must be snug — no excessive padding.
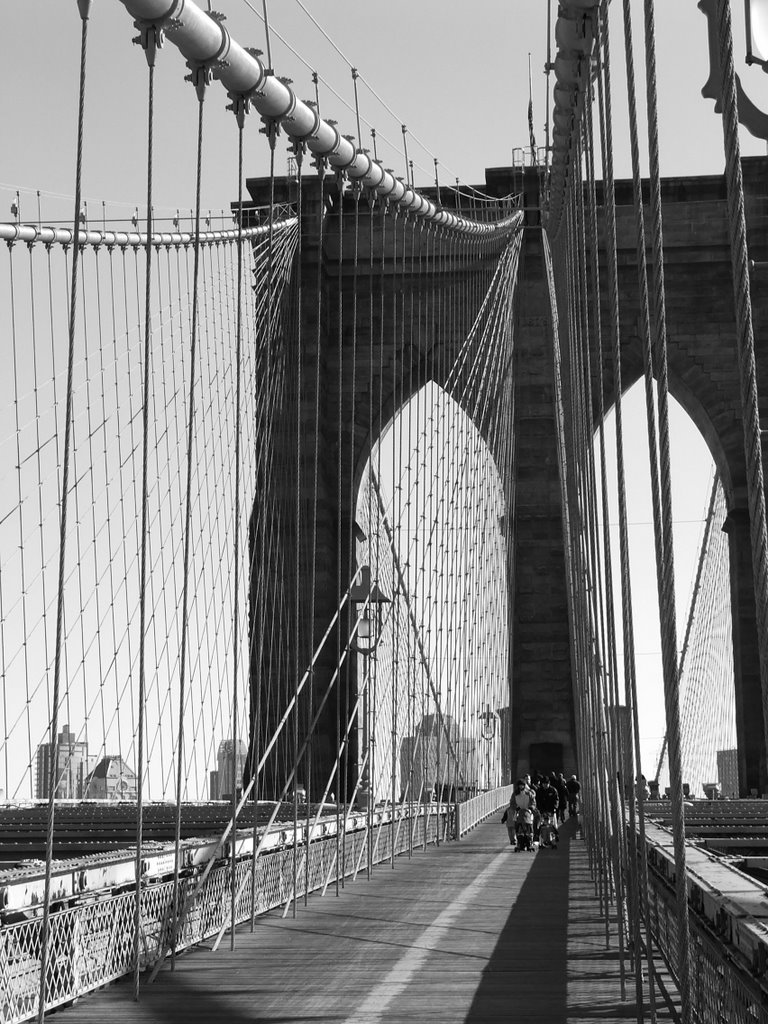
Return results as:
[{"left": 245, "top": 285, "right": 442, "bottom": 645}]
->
[{"left": 60, "top": 816, "right": 678, "bottom": 1024}]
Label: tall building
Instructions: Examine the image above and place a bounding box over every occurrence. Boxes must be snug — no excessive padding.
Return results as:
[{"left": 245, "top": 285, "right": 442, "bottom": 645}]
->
[
  {"left": 212, "top": 738, "right": 247, "bottom": 800},
  {"left": 398, "top": 715, "right": 461, "bottom": 801},
  {"left": 717, "top": 748, "right": 739, "bottom": 798},
  {"left": 35, "top": 724, "right": 95, "bottom": 799}
]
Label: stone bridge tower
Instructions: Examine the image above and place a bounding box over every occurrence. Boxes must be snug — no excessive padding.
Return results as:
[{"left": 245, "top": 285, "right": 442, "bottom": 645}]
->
[{"left": 243, "top": 156, "right": 768, "bottom": 800}]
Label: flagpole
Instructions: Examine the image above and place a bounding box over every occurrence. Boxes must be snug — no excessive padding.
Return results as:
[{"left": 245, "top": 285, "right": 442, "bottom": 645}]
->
[
  {"left": 545, "top": 0, "right": 553, "bottom": 168},
  {"left": 528, "top": 52, "right": 536, "bottom": 165}
]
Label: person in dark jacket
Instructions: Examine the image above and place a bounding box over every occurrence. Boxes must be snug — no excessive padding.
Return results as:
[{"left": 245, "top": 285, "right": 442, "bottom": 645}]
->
[
  {"left": 536, "top": 776, "right": 560, "bottom": 845},
  {"left": 537, "top": 776, "right": 559, "bottom": 815}
]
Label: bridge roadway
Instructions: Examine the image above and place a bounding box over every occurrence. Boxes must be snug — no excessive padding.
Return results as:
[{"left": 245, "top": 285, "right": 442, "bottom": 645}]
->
[{"left": 61, "top": 817, "right": 676, "bottom": 1024}]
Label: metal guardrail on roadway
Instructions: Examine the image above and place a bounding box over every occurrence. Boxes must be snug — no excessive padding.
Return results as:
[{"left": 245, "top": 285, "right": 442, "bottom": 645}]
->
[
  {"left": 642, "top": 811, "right": 768, "bottom": 1023},
  {"left": 10, "top": 791, "right": 767, "bottom": 1023}
]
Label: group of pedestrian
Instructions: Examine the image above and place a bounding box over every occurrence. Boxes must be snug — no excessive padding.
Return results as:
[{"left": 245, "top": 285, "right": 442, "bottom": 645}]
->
[{"left": 501, "top": 771, "right": 582, "bottom": 851}]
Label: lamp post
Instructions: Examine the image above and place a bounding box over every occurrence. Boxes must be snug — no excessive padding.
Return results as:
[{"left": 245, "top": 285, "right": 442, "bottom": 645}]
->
[
  {"left": 700, "top": 0, "right": 768, "bottom": 139},
  {"left": 349, "top": 565, "right": 390, "bottom": 810},
  {"left": 746, "top": 0, "right": 768, "bottom": 68},
  {"left": 478, "top": 704, "right": 499, "bottom": 792},
  {"left": 349, "top": 564, "right": 389, "bottom": 656}
]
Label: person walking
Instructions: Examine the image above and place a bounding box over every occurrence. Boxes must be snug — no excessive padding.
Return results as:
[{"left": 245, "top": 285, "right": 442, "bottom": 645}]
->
[
  {"left": 502, "top": 779, "right": 536, "bottom": 851},
  {"left": 554, "top": 773, "right": 569, "bottom": 824},
  {"left": 501, "top": 791, "right": 517, "bottom": 847},
  {"left": 536, "top": 776, "right": 560, "bottom": 846},
  {"left": 566, "top": 774, "right": 581, "bottom": 818}
]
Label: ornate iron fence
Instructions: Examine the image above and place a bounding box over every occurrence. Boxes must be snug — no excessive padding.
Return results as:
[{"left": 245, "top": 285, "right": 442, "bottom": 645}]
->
[
  {"left": 642, "top": 832, "right": 768, "bottom": 1023},
  {"left": 455, "top": 786, "right": 514, "bottom": 837},
  {"left": 1, "top": 807, "right": 449, "bottom": 1023}
]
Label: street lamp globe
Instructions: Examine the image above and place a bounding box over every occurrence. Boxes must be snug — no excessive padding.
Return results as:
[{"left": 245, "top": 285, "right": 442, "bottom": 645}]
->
[{"left": 746, "top": 0, "right": 768, "bottom": 69}]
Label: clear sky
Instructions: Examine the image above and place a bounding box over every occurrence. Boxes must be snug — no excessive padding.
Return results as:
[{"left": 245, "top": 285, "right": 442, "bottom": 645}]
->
[{"left": 1, "top": 0, "right": 763, "bottom": 793}]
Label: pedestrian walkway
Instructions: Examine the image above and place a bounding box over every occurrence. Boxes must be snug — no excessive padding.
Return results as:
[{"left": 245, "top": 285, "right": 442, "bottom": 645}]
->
[{"left": 63, "top": 817, "right": 673, "bottom": 1023}]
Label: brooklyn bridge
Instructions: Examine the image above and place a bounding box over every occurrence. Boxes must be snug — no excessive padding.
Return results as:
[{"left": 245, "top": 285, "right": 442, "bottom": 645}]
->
[{"left": 2, "top": 0, "right": 768, "bottom": 1021}]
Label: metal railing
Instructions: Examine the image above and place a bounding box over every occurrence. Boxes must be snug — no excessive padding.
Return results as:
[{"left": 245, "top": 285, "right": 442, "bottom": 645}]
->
[
  {"left": 641, "top": 820, "right": 768, "bottom": 1023},
  {"left": 454, "top": 785, "right": 514, "bottom": 838},
  {"left": 645, "top": 863, "right": 768, "bottom": 1022},
  {"left": 1, "top": 808, "right": 449, "bottom": 1023}
]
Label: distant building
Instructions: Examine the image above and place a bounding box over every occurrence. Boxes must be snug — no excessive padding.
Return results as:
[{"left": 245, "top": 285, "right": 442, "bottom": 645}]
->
[
  {"left": 35, "top": 724, "right": 95, "bottom": 799},
  {"left": 399, "top": 715, "right": 461, "bottom": 800},
  {"left": 211, "top": 738, "right": 247, "bottom": 800},
  {"left": 717, "top": 748, "right": 739, "bottom": 798},
  {"left": 497, "top": 706, "right": 512, "bottom": 786},
  {"left": 83, "top": 756, "right": 137, "bottom": 801}
]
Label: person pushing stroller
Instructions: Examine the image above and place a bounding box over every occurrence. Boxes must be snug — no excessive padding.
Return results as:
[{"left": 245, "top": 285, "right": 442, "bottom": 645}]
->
[
  {"left": 502, "top": 779, "right": 536, "bottom": 851},
  {"left": 536, "top": 776, "right": 560, "bottom": 848}
]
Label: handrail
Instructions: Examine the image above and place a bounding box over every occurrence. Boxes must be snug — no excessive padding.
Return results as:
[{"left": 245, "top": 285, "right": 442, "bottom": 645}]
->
[{"left": 455, "top": 785, "right": 514, "bottom": 838}]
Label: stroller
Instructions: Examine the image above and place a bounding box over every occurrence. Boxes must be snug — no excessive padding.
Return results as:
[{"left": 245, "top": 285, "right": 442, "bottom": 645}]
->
[
  {"left": 514, "top": 807, "right": 535, "bottom": 851},
  {"left": 538, "top": 811, "right": 559, "bottom": 849}
]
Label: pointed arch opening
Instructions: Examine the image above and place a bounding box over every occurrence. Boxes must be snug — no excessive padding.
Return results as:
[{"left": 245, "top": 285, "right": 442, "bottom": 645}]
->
[
  {"left": 598, "top": 382, "right": 736, "bottom": 798},
  {"left": 352, "top": 382, "right": 511, "bottom": 806}
]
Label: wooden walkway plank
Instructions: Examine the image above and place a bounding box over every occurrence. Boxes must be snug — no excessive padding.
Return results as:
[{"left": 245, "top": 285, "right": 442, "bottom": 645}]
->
[{"left": 60, "top": 818, "right": 670, "bottom": 1023}]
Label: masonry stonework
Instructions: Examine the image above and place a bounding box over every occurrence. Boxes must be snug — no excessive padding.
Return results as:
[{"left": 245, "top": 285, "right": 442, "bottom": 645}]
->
[{"left": 244, "top": 156, "right": 768, "bottom": 799}]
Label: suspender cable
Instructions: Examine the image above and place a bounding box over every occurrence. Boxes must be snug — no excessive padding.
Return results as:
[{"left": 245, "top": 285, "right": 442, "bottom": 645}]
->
[
  {"left": 171, "top": 63, "right": 208, "bottom": 971},
  {"left": 571, "top": 159, "right": 611, "bottom": 925},
  {"left": 406, "top": 213, "right": 419, "bottom": 850},
  {"left": 365, "top": 191, "right": 376, "bottom": 876},
  {"left": 292, "top": 141, "right": 309, "bottom": 905},
  {"left": 133, "top": 24, "right": 158, "bottom": 999},
  {"left": 583, "top": 91, "right": 629, "bottom": 994},
  {"left": 261, "top": 0, "right": 273, "bottom": 69},
  {"left": 334, "top": 168, "right": 345, "bottom": 887},
  {"left": 595, "top": 2, "right": 657, "bottom": 1015},
  {"left": 638, "top": 3, "right": 693, "bottom": 1014},
  {"left": 38, "top": 4, "right": 91, "bottom": 1020},
  {"left": 371, "top": 197, "right": 386, "bottom": 874},
  {"left": 619, "top": 7, "right": 686, "bottom": 996},
  {"left": 346, "top": 69, "right": 364, "bottom": 874},
  {"left": 391, "top": 204, "right": 400, "bottom": 859},
  {"left": 343, "top": 178, "right": 361, "bottom": 868},
  {"left": 307, "top": 154, "right": 326, "bottom": 896},
  {"left": 227, "top": 91, "right": 248, "bottom": 950}
]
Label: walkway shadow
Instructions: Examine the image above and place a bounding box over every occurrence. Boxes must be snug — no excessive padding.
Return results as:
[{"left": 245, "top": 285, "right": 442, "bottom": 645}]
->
[{"left": 465, "top": 825, "right": 572, "bottom": 1024}]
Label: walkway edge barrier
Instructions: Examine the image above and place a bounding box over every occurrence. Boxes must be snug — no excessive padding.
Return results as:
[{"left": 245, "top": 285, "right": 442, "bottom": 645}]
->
[
  {"left": 0, "top": 806, "right": 449, "bottom": 1023},
  {"left": 455, "top": 785, "right": 514, "bottom": 839}
]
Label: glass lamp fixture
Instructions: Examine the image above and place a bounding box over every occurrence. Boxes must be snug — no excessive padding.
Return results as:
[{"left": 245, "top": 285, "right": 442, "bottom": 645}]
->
[
  {"left": 746, "top": 0, "right": 768, "bottom": 69},
  {"left": 349, "top": 564, "right": 389, "bottom": 655},
  {"left": 478, "top": 705, "right": 498, "bottom": 742}
]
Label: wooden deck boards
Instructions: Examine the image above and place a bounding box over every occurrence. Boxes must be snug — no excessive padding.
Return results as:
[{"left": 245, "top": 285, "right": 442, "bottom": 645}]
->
[{"left": 60, "top": 818, "right": 675, "bottom": 1023}]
